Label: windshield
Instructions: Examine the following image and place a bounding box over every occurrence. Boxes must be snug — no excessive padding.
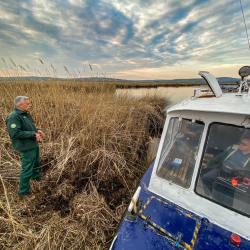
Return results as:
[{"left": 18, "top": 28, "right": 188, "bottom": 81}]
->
[
  {"left": 196, "top": 123, "right": 250, "bottom": 215},
  {"left": 157, "top": 117, "right": 204, "bottom": 188}
]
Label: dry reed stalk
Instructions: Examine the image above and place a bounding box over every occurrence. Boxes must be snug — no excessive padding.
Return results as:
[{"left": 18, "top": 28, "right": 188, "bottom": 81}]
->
[
  {"left": 0, "top": 174, "right": 21, "bottom": 247},
  {"left": 0, "top": 73, "right": 169, "bottom": 249},
  {"left": 63, "top": 66, "right": 72, "bottom": 78},
  {"left": 25, "top": 63, "right": 30, "bottom": 70},
  {"left": 1, "top": 58, "right": 11, "bottom": 78}
]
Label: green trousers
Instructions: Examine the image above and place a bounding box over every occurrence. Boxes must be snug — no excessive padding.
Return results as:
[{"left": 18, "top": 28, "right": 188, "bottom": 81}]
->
[{"left": 18, "top": 146, "right": 41, "bottom": 196}]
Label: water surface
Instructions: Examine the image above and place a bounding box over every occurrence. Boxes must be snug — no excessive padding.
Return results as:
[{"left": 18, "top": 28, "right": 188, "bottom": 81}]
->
[{"left": 116, "top": 86, "right": 207, "bottom": 107}]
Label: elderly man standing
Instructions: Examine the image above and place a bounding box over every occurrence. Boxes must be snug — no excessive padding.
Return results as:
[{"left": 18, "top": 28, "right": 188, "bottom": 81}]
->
[{"left": 6, "top": 96, "right": 45, "bottom": 200}]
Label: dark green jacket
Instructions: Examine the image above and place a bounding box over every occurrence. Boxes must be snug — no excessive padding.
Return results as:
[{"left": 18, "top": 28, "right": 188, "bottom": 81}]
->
[
  {"left": 6, "top": 107, "right": 39, "bottom": 152},
  {"left": 208, "top": 145, "right": 250, "bottom": 169}
]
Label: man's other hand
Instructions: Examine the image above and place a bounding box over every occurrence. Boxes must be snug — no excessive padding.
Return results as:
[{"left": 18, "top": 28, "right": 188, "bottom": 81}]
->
[
  {"left": 202, "top": 163, "right": 208, "bottom": 169},
  {"left": 37, "top": 130, "right": 45, "bottom": 137},
  {"left": 35, "top": 133, "right": 42, "bottom": 142}
]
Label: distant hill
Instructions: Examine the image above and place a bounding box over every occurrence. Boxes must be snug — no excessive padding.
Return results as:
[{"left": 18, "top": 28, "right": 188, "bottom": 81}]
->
[
  {"left": 0, "top": 76, "right": 240, "bottom": 83},
  {"left": 139, "top": 77, "right": 239, "bottom": 83}
]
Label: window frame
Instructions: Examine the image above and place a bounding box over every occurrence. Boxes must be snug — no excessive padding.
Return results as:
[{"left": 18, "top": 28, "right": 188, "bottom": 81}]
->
[
  {"left": 194, "top": 121, "right": 250, "bottom": 218},
  {"left": 156, "top": 117, "right": 205, "bottom": 189},
  {"left": 158, "top": 117, "right": 176, "bottom": 167}
]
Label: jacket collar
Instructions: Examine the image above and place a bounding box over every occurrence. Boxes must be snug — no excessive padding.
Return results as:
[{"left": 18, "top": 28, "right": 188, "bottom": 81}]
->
[{"left": 14, "top": 107, "right": 28, "bottom": 114}]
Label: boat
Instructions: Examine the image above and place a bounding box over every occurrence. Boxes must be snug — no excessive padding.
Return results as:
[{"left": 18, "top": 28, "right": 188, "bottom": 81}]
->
[{"left": 109, "top": 66, "right": 250, "bottom": 250}]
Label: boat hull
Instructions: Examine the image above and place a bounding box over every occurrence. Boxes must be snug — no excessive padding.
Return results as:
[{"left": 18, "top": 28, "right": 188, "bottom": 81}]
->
[{"left": 110, "top": 160, "right": 250, "bottom": 250}]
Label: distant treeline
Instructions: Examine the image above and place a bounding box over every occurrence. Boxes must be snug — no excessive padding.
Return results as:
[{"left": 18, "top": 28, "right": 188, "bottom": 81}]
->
[
  {"left": 0, "top": 78, "right": 237, "bottom": 89},
  {"left": 0, "top": 76, "right": 240, "bottom": 85}
]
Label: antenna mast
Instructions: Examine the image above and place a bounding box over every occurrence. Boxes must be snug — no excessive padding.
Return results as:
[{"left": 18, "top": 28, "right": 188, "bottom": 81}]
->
[{"left": 240, "top": 0, "right": 250, "bottom": 52}]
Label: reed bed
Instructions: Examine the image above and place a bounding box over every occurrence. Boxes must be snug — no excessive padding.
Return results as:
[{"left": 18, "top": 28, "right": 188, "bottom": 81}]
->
[{"left": 0, "top": 79, "right": 169, "bottom": 249}]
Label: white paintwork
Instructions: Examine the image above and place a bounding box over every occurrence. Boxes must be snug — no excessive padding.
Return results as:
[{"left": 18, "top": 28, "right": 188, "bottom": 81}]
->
[
  {"left": 128, "top": 186, "right": 141, "bottom": 212},
  {"left": 168, "top": 93, "right": 250, "bottom": 116},
  {"left": 148, "top": 74, "right": 250, "bottom": 239},
  {"left": 194, "top": 89, "right": 201, "bottom": 97},
  {"left": 109, "top": 235, "right": 118, "bottom": 250},
  {"left": 199, "top": 71, "right": 223, "bottom": 98}
]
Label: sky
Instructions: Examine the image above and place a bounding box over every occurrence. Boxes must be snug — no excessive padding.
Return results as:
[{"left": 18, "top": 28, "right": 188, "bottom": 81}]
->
[{"left": 0, "top": 0, "right": 250, "bottom": 80}]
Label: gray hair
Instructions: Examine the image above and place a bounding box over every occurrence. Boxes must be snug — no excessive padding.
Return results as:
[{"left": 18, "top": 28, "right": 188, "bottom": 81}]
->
[{"left": 14, "top": 96, "right": 29, "bottom": 106}]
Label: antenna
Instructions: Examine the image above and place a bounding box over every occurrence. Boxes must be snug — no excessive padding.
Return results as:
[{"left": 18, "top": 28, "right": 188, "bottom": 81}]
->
[{"left": 240, "top": 0, "right": 250, "bottom": 52}]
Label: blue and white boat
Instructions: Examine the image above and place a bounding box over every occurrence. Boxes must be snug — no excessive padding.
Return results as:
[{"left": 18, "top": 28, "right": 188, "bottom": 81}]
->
[{"left": 109, "top": 66, "right": 250, "bottom": 250}]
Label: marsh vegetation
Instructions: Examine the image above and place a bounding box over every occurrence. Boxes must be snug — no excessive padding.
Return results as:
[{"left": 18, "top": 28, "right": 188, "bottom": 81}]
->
[{"left": 0, "top": 78, "right": 169, "bottom": 249}]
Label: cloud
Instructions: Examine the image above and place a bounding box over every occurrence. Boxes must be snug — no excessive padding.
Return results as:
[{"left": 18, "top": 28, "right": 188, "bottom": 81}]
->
[{"left": 0, "top": 0, "right": 250, "bottom": 79}]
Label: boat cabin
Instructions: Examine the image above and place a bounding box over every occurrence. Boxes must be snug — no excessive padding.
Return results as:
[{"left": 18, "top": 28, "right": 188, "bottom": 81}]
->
[
  {"left": 149, "top": 69, "right": 250, "bottom": 240},
  {"left": 110, "top": 67, "right": 250, "bottom": 250}
]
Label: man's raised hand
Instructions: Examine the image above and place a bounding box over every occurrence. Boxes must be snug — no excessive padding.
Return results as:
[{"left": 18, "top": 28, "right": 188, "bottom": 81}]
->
[{"left": 37, "top": 130, "right": 45, "bottom": 137}]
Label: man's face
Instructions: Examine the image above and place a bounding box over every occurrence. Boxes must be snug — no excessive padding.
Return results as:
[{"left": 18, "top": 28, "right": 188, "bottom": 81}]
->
[
  {"left": 239, "top": 138, "right": 250, "bottom": 153},
  {"left": 18, "top": 99, "right": 32, "bottom": 112}
]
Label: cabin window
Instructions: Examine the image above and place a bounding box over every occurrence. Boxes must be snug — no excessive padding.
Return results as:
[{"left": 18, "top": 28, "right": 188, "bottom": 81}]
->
[
  {"left": 196, "top": 123, "right": 250, "bottom": 216},
  {"left": 157, "top": 117, "right": 204, "bottom": 188}
]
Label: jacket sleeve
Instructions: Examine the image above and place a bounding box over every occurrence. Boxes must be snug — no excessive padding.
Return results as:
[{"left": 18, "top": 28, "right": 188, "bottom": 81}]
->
[
  {"left": 27, "top": 113, "right": 40, "bottom": 132},
  {"left": 207, "top": 149, "right": 230, "bottom": 168},
  {"left": 6, "top": 115, "right": 36, "bottom": 139}
]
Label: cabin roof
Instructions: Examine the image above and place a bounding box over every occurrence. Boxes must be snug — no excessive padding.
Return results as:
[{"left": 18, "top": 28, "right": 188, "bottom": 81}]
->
[{"left": 167, "top": 93, "right": 250, "bottom": 115}]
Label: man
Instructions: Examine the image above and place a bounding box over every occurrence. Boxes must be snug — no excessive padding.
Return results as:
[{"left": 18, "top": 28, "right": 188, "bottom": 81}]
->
[
  {"left": 202, "top": 136, "right": 250, "bottom": 195},
  {"left": 6, "top": 96, "right": 45, "bottom": 200}
]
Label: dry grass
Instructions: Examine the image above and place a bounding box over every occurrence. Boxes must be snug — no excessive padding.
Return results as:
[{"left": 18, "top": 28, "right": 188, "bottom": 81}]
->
[{"left": 0, "top": 79, "right": 169, "bottom": 249}]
